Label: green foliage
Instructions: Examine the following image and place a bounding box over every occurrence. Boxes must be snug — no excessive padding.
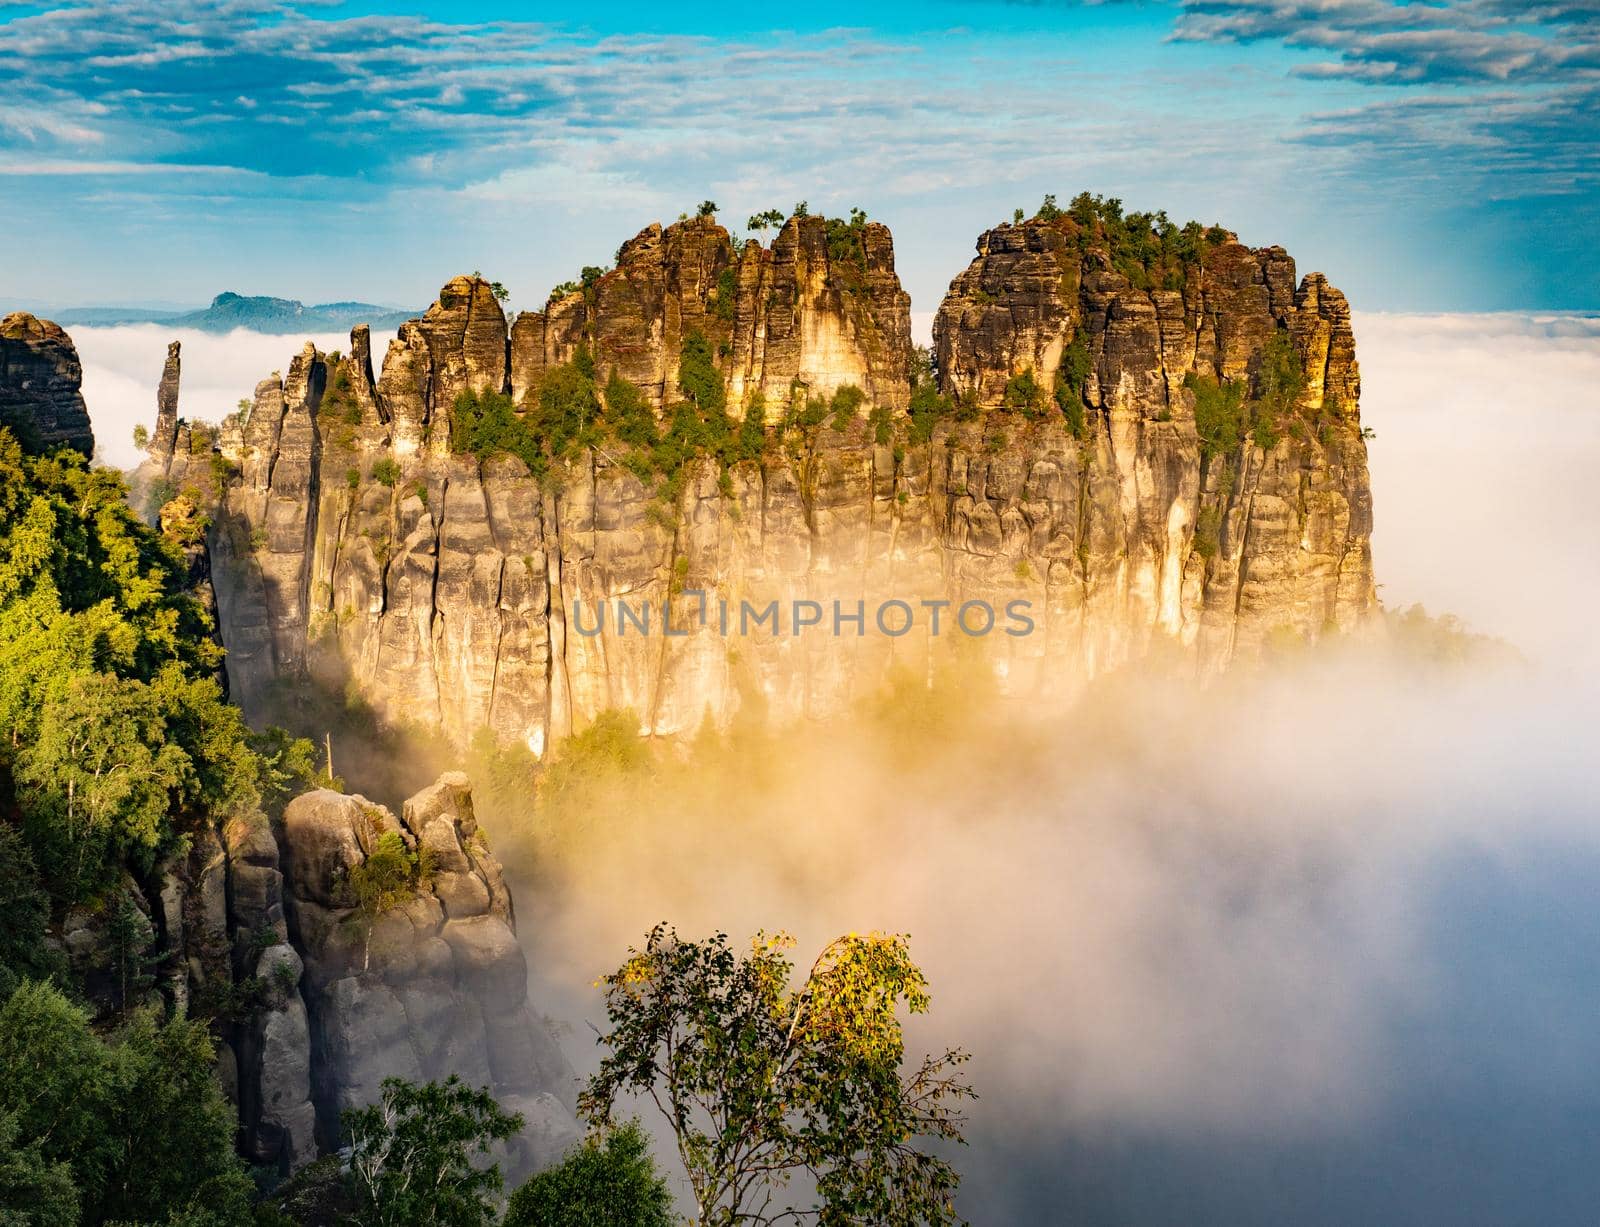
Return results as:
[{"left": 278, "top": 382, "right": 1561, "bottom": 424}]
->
[
  {"left": 131, "top": 424, "right": 150, "bottom": 452},
  {"left": 548, "top": 265, "right": 608, "bottom": 303},
  {"left": 372, "top": 457, "right": 400, "bottom": 488},
  {"left": 696, "top": 200, "right": 718, "bottom": 218},
  {"left": 452, "top": 389, "right": 547, "bottom": 478},
  {"left": 1383, "top": 604, "right": 1520, "bottom": 669},
  {"left": 827, "top": 384, "right": 866, "bottom": 431},
  {"left": 96, "top": 1007, "right": 256, "bottom": 1224},
  {"left": 0, "top": 433, "right": 263, "bottom": 903},
  {"left": 0, "top": 825, "right": 57, "bottom": 1000},
  {"left": 0, "top": 1107, "right": 79, "bottom": 1227},
  {"left": 738, "top": 393, "right": 768, "bottom": 459},
  {"left": 711, "top": 266, "right": 738, "bottom": 322},
  {"left": 582, "top": 925, "right": 973, "bottom": 1227},
  {"left": 1186, "top": 332, "right": 1306, "bottom": 458},
  {"left": 907, "top": 346, "right": 954, "bottom": 445},
  {"left": 1192, "top": 506, "right": 1222, "bottom": 561},
  {"left": 746, "top": 209, "right": 785, "bottom": 233},
  {"left": 1053, "top": 326, "right": 1093, "bottom": 441},
  {"left": 0, "top": 981, "right": 253, "bottom": 1226},
  {"left": 246, "top": 725, "right": 333, "bottom": 813},
  {"left": 1002, "top": 367, "right": 1046, "bottom": 418},
  {"left": 1185, "top": 371, "right": 1247, "bottom": 463},
  {"left": 869, "top": 403, "right": 895, "bottom": 447},
  {"left": 824, "top": 208, "right": 870, "bottom": 282},
  {"left": 1048, "top": 191, "right": 1231, "bottom": 290},
  {"left": 1249, "top": 331, "right": 1304, "bottom": 450},
  {"left": 602, "top": 374, "right": 659, "bottom": 452},
  {"left": 676, "top": 331, "right": 726, "bottom": 418},
  {"left": 503, "top": 1122, "right": 673, "bottom": 1227},
  {"left": 345, "top": 828, "right": 425, "bottom": 923},
  {"left": 539, "top": 710, "right": 649, "bottom": 831},
  {"left": 343, "top": 1076, "right": 523, "bottom": 1227},
  {"left": 1251, "top": 410, "right": 1282, "bottom": 450}
]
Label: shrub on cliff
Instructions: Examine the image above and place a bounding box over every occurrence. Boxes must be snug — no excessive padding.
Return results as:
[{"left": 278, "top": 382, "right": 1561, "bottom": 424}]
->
[
  {"left": 372, "top": 457, "right": 401, "bottom": 487},
  {"left": 453, "top": 389, "right": 547, "bottom": 477},
  {"left": 1057, "top": 190, "right": 1230, "bottom": 290},
  {"left": 1186, "top": 372, "right": 1246, "bottom": 462},
  {"left": 503, "top": 1122, "right": 673, "bottom": 1227}
]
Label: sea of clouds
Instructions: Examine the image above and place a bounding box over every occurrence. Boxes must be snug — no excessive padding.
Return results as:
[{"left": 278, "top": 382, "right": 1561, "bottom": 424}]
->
[{"left": 75, "top": 324, "right": 397, "bottom": 471}]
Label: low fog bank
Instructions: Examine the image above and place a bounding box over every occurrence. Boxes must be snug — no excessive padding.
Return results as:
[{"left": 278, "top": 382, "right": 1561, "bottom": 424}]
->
[
  {"left": 501, "top": 638, "right": 1598, "bottom": 1225},
  {"left": 73, "top": 324, "right": 396, "bottom": 469},
  {"left": 486, "top": 312, "right": 1599, "bottom": 1223},
  {"left": 1357, "top": 311, "right": 1600, "bottom": 670}
]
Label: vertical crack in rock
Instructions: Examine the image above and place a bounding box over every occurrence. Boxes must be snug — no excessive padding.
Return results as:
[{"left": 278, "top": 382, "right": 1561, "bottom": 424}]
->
[{"left": 140, "top": 211, "right": 1373, "bottom": 756}]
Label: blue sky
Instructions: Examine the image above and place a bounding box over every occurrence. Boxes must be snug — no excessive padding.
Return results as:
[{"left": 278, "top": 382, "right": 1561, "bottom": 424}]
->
[{"left": 0, "top": 0, "right": 1594, "bottom": 315}]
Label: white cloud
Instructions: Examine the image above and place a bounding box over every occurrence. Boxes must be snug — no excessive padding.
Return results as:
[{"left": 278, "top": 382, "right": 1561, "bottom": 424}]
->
[
  {"left": 74, "top": 324, "right": 396, "bottom": 469},
  {"left": 1356, "top": 309, "right": 1600, "bottom": 667}
]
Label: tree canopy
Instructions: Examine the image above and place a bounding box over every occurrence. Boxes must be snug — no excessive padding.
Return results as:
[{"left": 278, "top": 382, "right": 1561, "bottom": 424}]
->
[
  {"left": 503, "top": 1121, "right": 674, "bottom": 1227},
  {"left": 580, "top": 925, "right": 973, "bottom": 1226}
]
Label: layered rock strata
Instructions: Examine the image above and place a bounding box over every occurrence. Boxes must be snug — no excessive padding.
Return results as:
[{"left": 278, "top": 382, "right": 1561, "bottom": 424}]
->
[
  {"left": 0, "top": 312, "right": 95, "bottom": 455},
  {"left": 143, "top": 208, "right": 1375, "bottom": 754},
  {"left": 933, "top": 218, "right": 1373, "bottom": 665}
]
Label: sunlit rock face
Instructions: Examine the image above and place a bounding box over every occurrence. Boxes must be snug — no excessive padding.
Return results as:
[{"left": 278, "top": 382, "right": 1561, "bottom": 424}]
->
[
  {"left": 144, "top": 210, "right": 1373, "bottom": 752},
  {"left": 934, "top": 218, "right": 1374, "bottom": 672},
  {"left": 0, "top": 312, "right": 95, "bottom": 455}
]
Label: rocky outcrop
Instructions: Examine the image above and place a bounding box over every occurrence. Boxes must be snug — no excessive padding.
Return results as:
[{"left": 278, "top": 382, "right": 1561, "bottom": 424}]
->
[
  {"left": 510, "top": 214, "right": 910, "bottom": 417},
  {"left": 152, "top": 340, "right": 182, "bottom": 461},
  {"left": 46, "top": 772, "right": 571, "bottom": 1177},
  {"left": 0, "top": 312, "right": 95, "bottom": 456},
  {"left": 221, "top": 812, "right": 318, "bottom": 1172},
  {"left": 150, "top": 206, "right": 1374, "bottom": 753},
  {"left": 932, "top": 218, "right": 1374, "bottom": 666},
  {"left": 279, "top": 773, "right": 577, "bottom": 1171}
]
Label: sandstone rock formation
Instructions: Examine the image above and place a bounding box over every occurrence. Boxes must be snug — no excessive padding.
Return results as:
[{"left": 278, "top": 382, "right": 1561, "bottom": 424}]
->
[
  {"left": 932, "top": 217, "right": 1373, "bottom": 668},
  {"left": 38, "top": 770, "right": 571, "bottom": 1177},
  {"left": 0, "top": 312, "right": 95, "bottom": 455},
  {"left": 509, "top": 215, "right": 910, "bottom": 418},
  {"left": 279, "top": 773, "right": 577, "bottom": 1170},
  {"left": 151, "top": 340, "right": 182, "bottom": 462},
  {"left": 141, "top": 206, "right": 1374, "bottom": 755}
]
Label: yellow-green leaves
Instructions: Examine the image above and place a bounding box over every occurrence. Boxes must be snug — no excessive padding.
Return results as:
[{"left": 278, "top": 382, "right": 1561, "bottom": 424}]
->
[{"left": 582, "top": 924, "right": 973, "bottom": 1226}]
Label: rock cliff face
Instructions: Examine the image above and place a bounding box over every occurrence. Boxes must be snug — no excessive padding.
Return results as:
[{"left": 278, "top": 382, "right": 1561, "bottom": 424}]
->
[
  {"left": 508, "top": 215, "right": 910, "bottom": 419},
  {"left": 933, "top": 218, "right": 1373, "bottom": 667},
  {"left": 50, "top": 773, "right": 573, "bottom": 1178},
  {"left": 146, "top": 207, "right": 1375, "bottom": 755},
  {"left": 279, "top": 773, "right": 577, "bottom": 1169},
  {"left": 0, "top": 312, "right": 95, "bottom": 455}
]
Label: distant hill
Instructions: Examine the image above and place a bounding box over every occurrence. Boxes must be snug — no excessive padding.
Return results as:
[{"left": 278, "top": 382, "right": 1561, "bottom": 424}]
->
[{"left": 54, "top": 292, "right": 417, "bottom": 334}]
